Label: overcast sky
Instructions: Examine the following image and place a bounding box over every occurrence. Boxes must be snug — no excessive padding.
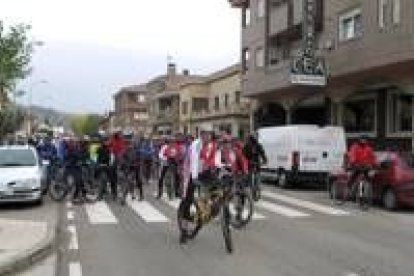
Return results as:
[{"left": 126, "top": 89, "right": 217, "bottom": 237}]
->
[{"left": 0, "top": 0, "right": 241, "bottom": 113}]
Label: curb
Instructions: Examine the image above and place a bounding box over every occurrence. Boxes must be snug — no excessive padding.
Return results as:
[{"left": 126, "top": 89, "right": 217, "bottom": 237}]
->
[{"left": 0, "top": 221, "right": 58, "bottom": 276}]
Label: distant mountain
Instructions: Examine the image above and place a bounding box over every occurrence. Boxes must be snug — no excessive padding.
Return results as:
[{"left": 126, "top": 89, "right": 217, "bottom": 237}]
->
[{"left": 20, "top": 105, "right": 72, "bottom": 128}]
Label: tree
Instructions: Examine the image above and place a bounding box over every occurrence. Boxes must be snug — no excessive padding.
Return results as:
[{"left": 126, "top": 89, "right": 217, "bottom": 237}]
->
[
  {"left": 0, "top": 21, "right": 38, "bottom": 104},
  {"left": 0, "top": 21, "right": 39, "bottom": 138},
  {"left": 0, "top": 106, "right": 24, "bottom": 140},
  {"left": 70, "top": 114, "right": 102, "bottom": 136}
]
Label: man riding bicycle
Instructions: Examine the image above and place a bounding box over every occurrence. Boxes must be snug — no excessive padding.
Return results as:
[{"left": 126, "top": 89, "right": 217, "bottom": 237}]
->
[{"left": 346, "top": 136, "right": 377, "bottom": 191}]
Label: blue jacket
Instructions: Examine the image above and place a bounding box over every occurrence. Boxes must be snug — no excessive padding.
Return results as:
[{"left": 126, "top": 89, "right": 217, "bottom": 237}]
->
[{"left": 139, "top": 140, "right": 155, "bottom": 160}]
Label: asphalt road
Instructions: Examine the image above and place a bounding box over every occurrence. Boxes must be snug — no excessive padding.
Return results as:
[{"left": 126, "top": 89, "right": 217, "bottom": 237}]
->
[{"left": 48, "top": 184, "right": 414, "bottom": 276}]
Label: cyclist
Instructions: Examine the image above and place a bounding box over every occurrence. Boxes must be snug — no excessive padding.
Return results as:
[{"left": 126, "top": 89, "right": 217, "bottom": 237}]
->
[
  {"left": 346, "top": 136, "right": 377, "bottom": 192},
  {"left": 243, "top": 133, "right": 267, "bottom": 199},
  {"left": 37, "top": 135, "right": 58, "bottom": 194},
  {"left": 65, "top": 139, "right": 85, "bottom": 204},
  {"left": 107, "top": 132, "right": 127, "bottom": 200},
  {"left": 179, "top": 127, "right": 217, "bottom": 244},
  {"left": 139, "top": 136, "right": 155, "bottom": 185}
]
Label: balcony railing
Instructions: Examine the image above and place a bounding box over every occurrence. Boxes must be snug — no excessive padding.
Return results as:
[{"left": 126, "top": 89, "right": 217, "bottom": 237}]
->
[
  {"left": 228, "top": 0, "right": 248, "bottom": 8},
  {"left": 190, "top": 103, "right": 250, "bottom": 120}
]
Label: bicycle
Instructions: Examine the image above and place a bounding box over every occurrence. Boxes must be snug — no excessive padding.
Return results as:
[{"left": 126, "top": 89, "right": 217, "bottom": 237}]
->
[
  {"left": 229, "top": 174, "right": 254, "bottom": 229},
  {"left": 330, "top": 166, "right": 375, "bottom": 210},
  {"left": 249, "top": 164, "right": 262, "bottom": 202},
  {"left": 164, "top": 160, "right": 180, "bottom": 200},
  {"left": 177, "top": 167, "right": 234, "bottom": 254},
  {"left": 116, "top": 164, "right": 137, "bottom": 205}
]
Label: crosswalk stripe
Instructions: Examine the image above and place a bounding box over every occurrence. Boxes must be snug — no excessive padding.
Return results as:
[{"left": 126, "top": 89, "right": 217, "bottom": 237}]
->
[
  {"left": 229, "top": 203, "right": 266, "bottom": 220},
  {"left": 262, "top": 190, "right": 349, "bottom": 216},
  {"left": 256, "top": 200, "right": 310, "bottom": 218},
  {"left": 161, "top": 196, "right": 181, "bottom": 210},
  {"left": 85, "top": 202, "right": 118, "bottom": 224},
  {"left": 127, "top": 199, "right": 169, "bottom": 223},
  {"left": 69, "top": 262, "right": 82, "bottom": 276},
  {"left": 68, "top": 225, "right": 79, "bottom": 250}
]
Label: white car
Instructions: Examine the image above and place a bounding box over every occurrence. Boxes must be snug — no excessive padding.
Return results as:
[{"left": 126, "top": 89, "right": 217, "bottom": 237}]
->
[{"left": 0, "top": 145, "right": 44, "bottom": 204}]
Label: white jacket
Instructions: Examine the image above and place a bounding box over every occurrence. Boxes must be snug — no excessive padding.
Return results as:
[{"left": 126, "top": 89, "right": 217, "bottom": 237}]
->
[{"left": 190, "top": 138, "right": 202, "bottom": 180}]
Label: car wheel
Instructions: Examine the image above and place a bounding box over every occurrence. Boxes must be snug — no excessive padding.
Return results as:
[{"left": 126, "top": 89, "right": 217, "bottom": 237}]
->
[{"left": 382, "top": 188, "right": 398, "bottom": 211}]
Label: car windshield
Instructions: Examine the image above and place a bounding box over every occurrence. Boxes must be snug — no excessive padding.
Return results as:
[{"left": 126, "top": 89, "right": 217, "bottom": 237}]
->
[{"left": 0, "top": 149, "right": 37, "bottom": 167}]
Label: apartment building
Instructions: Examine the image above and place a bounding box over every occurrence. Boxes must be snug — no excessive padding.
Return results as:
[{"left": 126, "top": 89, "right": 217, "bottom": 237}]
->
[
  {"left": 113, "top": 84, "right": 149, "bottom": 135},
  {"left": 229, "top": 0, "right": 414, "bottom": 150},
  {"left": 147, "top": 63, "right": 205, "bottom": 136},
  {"left": 180, "top": 64, "right": 250, "bottom": 138}
]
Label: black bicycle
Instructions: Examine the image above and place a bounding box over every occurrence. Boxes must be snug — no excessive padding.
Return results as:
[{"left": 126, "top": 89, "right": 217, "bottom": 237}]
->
[
  {"left": 249, "top": 165, "right": 261, "bottom": 202},
  {"left": 229, "top": 174, "right": 254, "bottom": 229},
  {"left": 177, "top": 167, "right": 234, "bottom": 254}
]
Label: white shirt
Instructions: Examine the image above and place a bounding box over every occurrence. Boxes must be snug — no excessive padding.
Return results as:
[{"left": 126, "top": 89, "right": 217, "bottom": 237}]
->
[{"left": 190, "top": 138, "right": 202, "bottom": 180}]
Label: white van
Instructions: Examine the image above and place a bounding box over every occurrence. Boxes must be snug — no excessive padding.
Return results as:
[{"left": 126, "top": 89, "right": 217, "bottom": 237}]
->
[{"left": 258, "top": 125, "right": 346, "bottom": 188}]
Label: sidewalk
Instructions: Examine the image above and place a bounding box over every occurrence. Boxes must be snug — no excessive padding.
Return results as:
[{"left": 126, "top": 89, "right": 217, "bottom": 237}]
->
[{"left": 0, "top": 200, "right": 59, "bottom": 275}]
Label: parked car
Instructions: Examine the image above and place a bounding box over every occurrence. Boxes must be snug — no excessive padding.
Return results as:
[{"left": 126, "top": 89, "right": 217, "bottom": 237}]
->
[
  {"left": 0, "top": 145, "right": 44, "bottom": 204},
  {"left": 258, "top": 125, "right": 346, "bottom": 188},
  {"left": 330, "top": 151, "right": 414, "bottom": 210}
]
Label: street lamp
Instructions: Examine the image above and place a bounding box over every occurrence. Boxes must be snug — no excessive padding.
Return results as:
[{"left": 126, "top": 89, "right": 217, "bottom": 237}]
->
[{"left": 27, "top": 79, "right": 48, "bottom": 136}]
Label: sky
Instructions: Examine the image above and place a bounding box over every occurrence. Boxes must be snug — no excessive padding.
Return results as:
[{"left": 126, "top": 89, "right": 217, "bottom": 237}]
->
[{"left": 0, "top": 0, "right": 241, "bottom": 114}]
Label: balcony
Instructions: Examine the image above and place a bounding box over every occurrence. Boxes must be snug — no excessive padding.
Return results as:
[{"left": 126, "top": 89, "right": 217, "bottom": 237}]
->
[
  {"left": 190, "top": 102, "right": 250, "bottom": 120},
  {"left": 154, "top": 108, "right": 179, "bottom": 124},
  {"left": 228, "top": 0, "right": 249, "bottom": 8}
]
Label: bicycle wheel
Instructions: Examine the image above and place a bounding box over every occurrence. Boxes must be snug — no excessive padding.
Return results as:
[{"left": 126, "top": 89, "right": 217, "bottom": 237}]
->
[
  {"left": 165, "top": 169, "right": 174, "bottom": 200},
  {"left": 221, "top": 205, "right": 233, "bottom": 254},
  {"left": 230, "top": 189, "right": 253, "bottom": 229},
  {"left": 177, "top": 199, "right": 202, "bottom": 240},
  {"left": 357, "top": 180, "right": 373, "bottom": 211},
  {"left": 251, "top": 173, "right": 261, "bottom": 202},
  {"left": 117, "top": 170, "right": 129, "bottom": 205},
  {"left": 48, "top": 170, "right": 68, "bottom": 201},
  {"left": 331, "top": 180, "right": 347, "bottom": 206},
  {"left": 83, "top": 178, "right": 100, "bottom": 203}
]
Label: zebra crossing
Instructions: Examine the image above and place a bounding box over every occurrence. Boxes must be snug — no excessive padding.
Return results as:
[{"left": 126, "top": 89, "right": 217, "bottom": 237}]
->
[{"left": 77, "top": 189, "right": 350, "bottom": 226}]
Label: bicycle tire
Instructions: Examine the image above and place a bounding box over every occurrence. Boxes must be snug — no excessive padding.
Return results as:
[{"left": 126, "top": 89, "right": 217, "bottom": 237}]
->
[
  {"left": 165, "top": 169, "right": 174, "bottom": 200},
  {"left": 251, "top": 173, "right": 261, "bottom": 202},
  {"left": 357, "top": 180, "right": 373, "bottom": 211},
  {"left": 331, "top": 181, "right": 347, "bottom": 206},
  {"left": 48, "top": 173, "right": 68, "bottom": 201},
  {"left": 83, "top": 178, "right": 100, "bottom": 203},
  {"left": 230, "top": 189, "right": 254, "bottom": 229},
  {"left": 177, "top": 199, "right": 202, "bottom": 240},
  {"left": 221, "top": 205, "right": 233, "bottom": 254}
]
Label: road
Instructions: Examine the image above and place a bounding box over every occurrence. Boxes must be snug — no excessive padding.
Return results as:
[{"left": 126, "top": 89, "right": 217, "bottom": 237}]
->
[{"left": 26, "top": 184, "right": 414, "bottom": 276}]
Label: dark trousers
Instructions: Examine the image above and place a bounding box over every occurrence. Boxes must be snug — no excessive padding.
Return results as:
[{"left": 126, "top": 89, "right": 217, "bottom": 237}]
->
[
  {"left": 157, "top": 162, "right": 180, "bottom": 197},
  {"left": 180, "top": 178, "right": 196, "bottom": 220},
  {"left": 66, "top": 167, "right": 83, "bottom": 200},
  {"left": 135, "top": 166, "right": 144, "bottom": 199},
  {"left": 142, "top": 159, "right": 152, "bottom": 183},
  {"left": 107, "top": 165, "right": 118, "bottom": 198}
]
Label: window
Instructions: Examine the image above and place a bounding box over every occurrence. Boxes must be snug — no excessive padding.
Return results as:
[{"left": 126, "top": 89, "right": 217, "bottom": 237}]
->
[
  {"left": 182, "top": 101, "right": 188, "bottom": 115},
  {"left": 339, "top": 8, "right": 363, "bottom": 41},
  {"left": 224, "top": 94, "right": 229, "bottom": 108},
  {"left": 214, "top": 96, "right": 220, "bottom": 111},
  {"left": 192, "top": 97, "right": 209, "bottom": 112},
  {"left": 378, "top": 0, "right": 387, "bottom": 29},
  {"left": 235, "top": 91, "right": 241, "bottom": 105},
  {"left": 134, "top": 112, "right": 148, "bottom": 120},
  {"left": 257, "top": 0, "right": 265, "bottom": 18},
  {"left": 242, "top": 48, "right": 250, "bottom": 72},
  {"left": 392, "top": 0, "right": 401, "bottom": 25},
  {"left": 255, "top": 47, "right": 265, "bottom": 68},
  {"left": 388, "top": 92, "right": 412, "bottom": 133},
  {"left": 246, "top": 8, "right": 251, "bottom": 26},
  {"left": 137, "top": 94, "right": 145, "bottom": 103},
  {"left": 343, "top": 97, "right": 376, "bottom": 133}
]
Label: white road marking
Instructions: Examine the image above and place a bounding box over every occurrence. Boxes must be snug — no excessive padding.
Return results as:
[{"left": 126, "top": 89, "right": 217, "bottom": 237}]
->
[
  {"left": 67, "top": 210, "right": 75, "bottom": 221},
  {"left": 262, "top": 190, "right": 350, "bottom": 216},
  {"left": 69, "top": 262, "right": 82, "bottom": 276},
  {"left": 66, "top": 201, "right": 73, "bottom": 208},
  {"left": 127, "top": 199, "right": 169, "bottom": 223},
  {"left": 229, "top": 203, "right": 266, "bottom": 220},
  {"left": 161, "top": 195, "right": 181, "bottom": 210},
  {"left": 256, "top": 200, "right": 310, "bottom": 218},
  {"left": 68, "top": 225, "right": 79, "bottom": 250},
  {"left": 85, "top": 202, "right": 118, "bottom": 224}
]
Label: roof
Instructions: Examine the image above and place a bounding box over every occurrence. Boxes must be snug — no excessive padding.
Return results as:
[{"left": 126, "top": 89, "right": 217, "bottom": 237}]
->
[
  {"left": 114, "top": 84, "right": 147, "bottom": 98},
  {"left": 206, "top": 63, "right": 240, "bottom": 83}
]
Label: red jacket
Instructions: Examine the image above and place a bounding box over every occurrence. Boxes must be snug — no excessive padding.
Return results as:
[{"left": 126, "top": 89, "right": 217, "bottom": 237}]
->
[
  {"left": 107, "top": 135, "right": 126, "bottom": 158},
  {"left": 220, "top": 146, "right": 249, "bottom": 174},
  {"left": 348, "top": 142, "right": 377, "bottom": 167},
  {"left": 200, "top": 141, "right": 218, "bottom": 170}
]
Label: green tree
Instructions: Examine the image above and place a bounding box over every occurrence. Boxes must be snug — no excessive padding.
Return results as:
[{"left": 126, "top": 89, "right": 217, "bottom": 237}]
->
[
  {"left": 70, "top": 114, "right": 102, "bottom": 136},
  {"left": 0, "top": 21, "right": 38, "bottom": 104},
  {"left": 0, "top": 21, "right": 39, "bottom": 139}
]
